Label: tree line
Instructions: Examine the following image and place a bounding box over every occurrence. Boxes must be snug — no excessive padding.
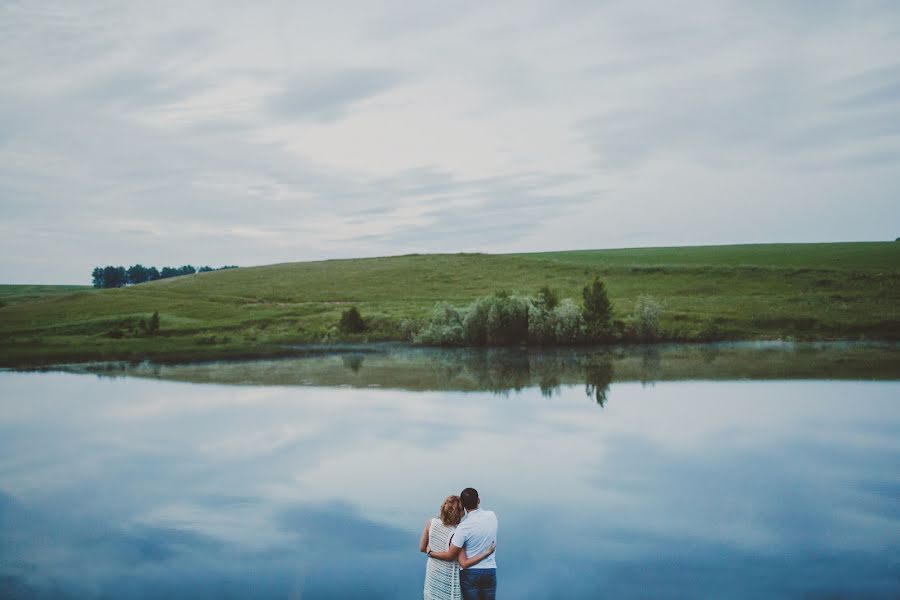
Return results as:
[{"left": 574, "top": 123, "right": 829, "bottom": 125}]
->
[
  {"left": 403, "top": 277, "right": 663, "bottom": 346},
  {"left": 91, "top": 264, "right": 238, "bottom": 288}
]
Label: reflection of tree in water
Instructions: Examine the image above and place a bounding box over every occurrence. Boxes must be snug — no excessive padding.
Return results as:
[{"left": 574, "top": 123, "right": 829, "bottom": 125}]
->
[
  {"left": 420, "top": 347, "right": 616, "bottom": 403},
  {"left": 538, "top": 375, "right": 560, "bottom": 398},
  {"left": 699, "top": 343, "right": 720, "bottom": 364},
  {"left": 466, "top": 349, "right": 532, "bottom": 394},
  {"left": 584, "top": 359, "right": 614, "bottom": 407},
  {"left": 341, "top": 354, "right": 365, "bottom": 373},
  {"left": 638, "top": 347, "right": 661, "bottom": 385},
  {"left": 426, "top": 348, "right": 532, "bottom": 394}
]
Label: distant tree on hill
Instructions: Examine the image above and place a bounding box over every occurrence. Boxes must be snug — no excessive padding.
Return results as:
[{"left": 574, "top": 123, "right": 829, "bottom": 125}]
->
[
  {"left": 126, "top": 264, "right": 149, "bottom": 285},
  {"left": 101, "top": 265, "right": 127, "bottom": 288},
  {"left": 90, "top": 264, "right": 238, "bottom": 286}
]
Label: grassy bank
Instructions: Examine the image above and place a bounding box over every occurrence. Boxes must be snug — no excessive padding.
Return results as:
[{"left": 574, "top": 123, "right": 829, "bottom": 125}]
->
[{"left": 1, "top": 242, "right": 898, "bottom": 367}]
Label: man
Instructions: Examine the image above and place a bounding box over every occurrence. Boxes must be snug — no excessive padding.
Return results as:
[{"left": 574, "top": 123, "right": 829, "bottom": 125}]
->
[{"left": 429, "top": 487, "right": 498, "bottom": 600}]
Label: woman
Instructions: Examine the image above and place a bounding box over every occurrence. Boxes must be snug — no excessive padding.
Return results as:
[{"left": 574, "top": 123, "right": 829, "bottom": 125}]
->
[{"left": 419, "top": 495, "right": 496, "bottom": 600}]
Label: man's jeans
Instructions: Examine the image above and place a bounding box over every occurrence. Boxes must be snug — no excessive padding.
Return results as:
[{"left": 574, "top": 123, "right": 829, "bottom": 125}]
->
[{"left": 459, "top": 568, "right": 497, "bottom": 600}]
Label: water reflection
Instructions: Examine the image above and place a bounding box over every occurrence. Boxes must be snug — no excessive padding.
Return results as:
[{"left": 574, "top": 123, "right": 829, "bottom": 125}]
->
[
  {"left": 341, "top": 353, "right": 365, "bottom": 373},
  {"left": 40, "top": 342, "right": 900, "bottom": 395},
  {"left": 1, "top": 349, "right": 899, "bottom": 599},
  {"left": 585, "top": 359, "right": 614, "bottom": 406}
]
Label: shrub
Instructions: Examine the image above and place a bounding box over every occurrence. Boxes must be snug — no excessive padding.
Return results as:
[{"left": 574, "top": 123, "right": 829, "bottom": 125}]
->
[
  {"left": 554, "top": 299, "right": 587, "bottom": 344},
  {"left": 463, "top": 296, "right": 492, "bottom": 345},
  {"left": 399, "top": 318, "right": 421, "bottom": 341},
  {"left": 484, "top": 293, "right": 529, "bottom": 346},
  {"left": 414, "top": 278, "right": 620, "bottom": 346},
  {"left": 148, "top": 310, "right": 160, "bottom": 335},
  {"left": 415, "top": 295, "right": 529, "bottom": 346},
  {"left": 536, "top": 286, "right": 559, "bottom": 310},
  {"left": 527, "top": 300, "right": 555, "bottom": 344},
  {"left": 338, "top": 306, "right": 367, "bottom": 333},
  {"left": 414, "top": 302, "right": 466, "bottom": 345},
  {"left": 629, "top": 295, "right": 661, "bottom": 340},
  {"left": 582, "top": 277, "right": 613, "bottom": 337}
]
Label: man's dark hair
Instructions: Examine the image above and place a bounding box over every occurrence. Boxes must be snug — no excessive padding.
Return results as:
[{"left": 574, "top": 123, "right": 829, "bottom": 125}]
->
[{"left": 460, "top": 487, "right": 479, "bottom": 511}]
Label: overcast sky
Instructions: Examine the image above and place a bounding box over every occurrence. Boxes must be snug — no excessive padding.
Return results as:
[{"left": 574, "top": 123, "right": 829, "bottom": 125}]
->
[{"left": 2, "top": 1, "right": 899, "bottom": 284}]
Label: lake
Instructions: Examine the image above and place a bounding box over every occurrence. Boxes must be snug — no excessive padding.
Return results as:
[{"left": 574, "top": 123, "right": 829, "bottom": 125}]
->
[{"left": 1, "top": 343, "right": 899, "bottom": 599}]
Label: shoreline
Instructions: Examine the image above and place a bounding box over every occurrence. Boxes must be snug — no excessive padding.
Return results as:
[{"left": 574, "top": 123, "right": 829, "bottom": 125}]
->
[{"left": 4, "top": 337, "right": 899, "bottom": 371}]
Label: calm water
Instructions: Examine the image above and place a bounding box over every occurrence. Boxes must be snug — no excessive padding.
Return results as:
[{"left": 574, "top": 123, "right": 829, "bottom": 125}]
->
[{"left": 1, "top": 344, "right": 899, "bottom": 599}]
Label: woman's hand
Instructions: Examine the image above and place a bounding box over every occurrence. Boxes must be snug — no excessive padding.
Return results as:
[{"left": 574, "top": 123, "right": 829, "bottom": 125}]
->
[{"left": 457, "top": 542, "right": 495, "bottom": 569}]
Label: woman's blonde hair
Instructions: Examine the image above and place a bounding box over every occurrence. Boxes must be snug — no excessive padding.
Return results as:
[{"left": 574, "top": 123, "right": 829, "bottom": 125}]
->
[{"left": 440, "top": 495, "right": 464, "bottom": 527}]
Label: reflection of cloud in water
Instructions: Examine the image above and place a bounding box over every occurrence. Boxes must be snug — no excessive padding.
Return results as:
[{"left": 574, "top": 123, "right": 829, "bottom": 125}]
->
[
  {"left": 0, "top": 372, "right": 898, "bottom": 598},
  {"left": 278, "top": 500, "right": 409, "bottom": 551}
]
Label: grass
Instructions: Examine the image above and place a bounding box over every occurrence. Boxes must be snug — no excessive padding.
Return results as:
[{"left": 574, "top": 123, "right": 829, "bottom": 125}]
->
[
  {"left": 0, "top": 285, "right": 97, "bottom": 307},
  {"left": 1, "top": 242, "right": 898, "bottom": 367}
]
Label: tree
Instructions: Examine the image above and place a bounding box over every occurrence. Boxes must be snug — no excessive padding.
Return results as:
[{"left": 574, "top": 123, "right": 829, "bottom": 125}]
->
[
  {"left": 160, "top": 266, "right": 179, "bottom": 279},
  {"left": 102, "top": 265, "right": 126, "bottom": 288},
  {"left": 126, "top": 264, "right": 149, "bottom": 285},
  {"left": 582, "top": 277, "right": 612, "bottom": 336},
  {"left": 339, "top": 306, "right": 367, "bottom": 333},
  {"left": 91, "top": 267, "right": 104, "bottom": 288},
  {"left": 146, "top": 266, "right": 160, "bottom": 281},
  {"left": 148, "top": 310, "right": 160, "bottom": 334},
  {"left": 198, "top": 266, "right": 213, "bottom": 272},
  {"left": 536, "top": 286, "right": 559, "bottom": 310},
  {"left": 178, "top": 265, "right": 196, "bottom": 276}
]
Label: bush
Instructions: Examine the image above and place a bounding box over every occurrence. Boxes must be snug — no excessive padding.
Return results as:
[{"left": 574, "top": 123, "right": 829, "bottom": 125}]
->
[
  {"left": 338, "top": 306, "right": 367, "bottom": 334},
  {"left": 414, "top": 279, "right": 664, "bottom": 347},
  {"left": 582, "top": 277, "right": 613, "bottom": 337},
  {"left": 148, "top": 310, "right": 160, "bottom": 335},
  {"left": 484, "top": 293, "right": 529, "bottom": 346},
  {"left": 414, "top": 302, "right": 466, "bottom": 345},
  {"left": 414, "top": 295, "right": 529, "bottom": 346},
  {"left": 527, "top": 300, "right": 555, "bottom": 344},
  {"left": 417, "top": 292, "right": 590, "bottom": 347},
  {"left": 554, "top": 299, "right": 587, "bottom": 343},
  {"left": 536, "top": 286, "right": 559, "bottom": 310},
  {"left": 399, "top": 318, "right": 421, "bottom": 341},
  {"left": 629, "top": 295, "right": 661, "bottom": 340}
]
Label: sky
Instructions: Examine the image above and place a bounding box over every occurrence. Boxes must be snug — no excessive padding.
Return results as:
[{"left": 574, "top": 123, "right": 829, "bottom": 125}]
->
[{"left": 1, "top": 1, "right": 899, "bottom": 284}]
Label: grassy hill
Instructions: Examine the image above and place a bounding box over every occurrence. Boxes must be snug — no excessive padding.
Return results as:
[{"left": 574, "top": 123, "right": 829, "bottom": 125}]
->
[{"left": 1, "top": 242, "right": 898, "bottom": 367}]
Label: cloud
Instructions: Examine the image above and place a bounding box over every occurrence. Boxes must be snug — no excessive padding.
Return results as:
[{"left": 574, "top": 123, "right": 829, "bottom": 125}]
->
[
  {"left": 267, "top": 69, "right": 403, "bottom": 122},
  {"left": 0, "top": 1, "right": 899, "bottom": 283}
]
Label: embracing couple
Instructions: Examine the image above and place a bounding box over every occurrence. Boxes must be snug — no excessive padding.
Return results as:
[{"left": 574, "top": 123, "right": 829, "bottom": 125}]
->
[{"left": 419, "top": 487, "right": 498, "bottom": 600}]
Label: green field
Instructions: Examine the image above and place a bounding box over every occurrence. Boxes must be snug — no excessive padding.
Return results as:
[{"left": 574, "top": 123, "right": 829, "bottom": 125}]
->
[{"left": 1, "top": 242, "right": 898, "bottom": 367}]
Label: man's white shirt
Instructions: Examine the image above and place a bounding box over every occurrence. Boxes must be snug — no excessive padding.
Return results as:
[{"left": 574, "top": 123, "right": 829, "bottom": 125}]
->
[{"left": 451, "top": 508, "right": 498, "bottom": 569}]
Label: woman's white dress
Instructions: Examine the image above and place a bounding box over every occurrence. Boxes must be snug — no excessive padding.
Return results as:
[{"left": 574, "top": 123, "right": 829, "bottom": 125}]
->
[{"left": 424, "top": 518, "right": 460, "bottom": 600}]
